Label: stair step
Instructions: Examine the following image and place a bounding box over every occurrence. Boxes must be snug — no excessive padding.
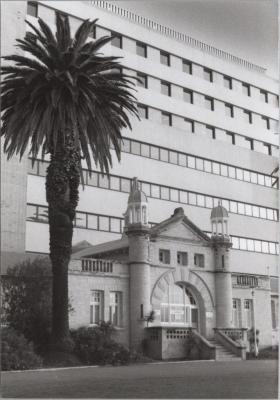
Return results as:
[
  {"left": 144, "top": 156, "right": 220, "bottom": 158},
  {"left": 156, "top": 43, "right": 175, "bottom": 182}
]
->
[{"left": 206, "top": 338, "right": 242, "bottom": 361}]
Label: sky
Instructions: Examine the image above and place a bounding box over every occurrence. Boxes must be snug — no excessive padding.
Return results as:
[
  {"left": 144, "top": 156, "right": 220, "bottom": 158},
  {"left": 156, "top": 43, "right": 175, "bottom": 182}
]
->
[{"left": 112, "top": 0, "right": 278, "bottom": 79}]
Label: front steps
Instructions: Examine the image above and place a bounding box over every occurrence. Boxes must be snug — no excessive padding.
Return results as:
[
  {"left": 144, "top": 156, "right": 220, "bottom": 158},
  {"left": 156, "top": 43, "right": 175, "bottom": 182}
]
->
[{"left": 207, "top": 338, "right": 242, "bottom": 361}]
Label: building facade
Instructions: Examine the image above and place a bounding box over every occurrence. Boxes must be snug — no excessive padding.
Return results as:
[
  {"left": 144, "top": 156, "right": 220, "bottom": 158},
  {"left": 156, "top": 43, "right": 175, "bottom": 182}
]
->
[{"left": 1, "top": 1, "right": 279, "bottom": 350}]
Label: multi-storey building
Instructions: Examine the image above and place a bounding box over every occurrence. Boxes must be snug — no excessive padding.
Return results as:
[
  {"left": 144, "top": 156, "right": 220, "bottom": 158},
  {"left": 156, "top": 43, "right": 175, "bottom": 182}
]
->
[{"left": 1, "top": 1, "right": 279, "bottom": 351}]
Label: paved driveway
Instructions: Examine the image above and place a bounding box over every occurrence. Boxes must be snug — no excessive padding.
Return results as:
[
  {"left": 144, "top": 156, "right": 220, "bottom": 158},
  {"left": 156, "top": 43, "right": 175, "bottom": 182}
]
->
[{"left": 2, "top": 360, "right": 278, "bottom": 398}]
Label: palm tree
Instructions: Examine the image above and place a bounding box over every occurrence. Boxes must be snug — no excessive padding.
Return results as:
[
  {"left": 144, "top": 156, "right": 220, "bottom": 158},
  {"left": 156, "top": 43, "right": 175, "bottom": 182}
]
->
[{"left": 1, "top": 13, "right": 138, "bottom": 350}]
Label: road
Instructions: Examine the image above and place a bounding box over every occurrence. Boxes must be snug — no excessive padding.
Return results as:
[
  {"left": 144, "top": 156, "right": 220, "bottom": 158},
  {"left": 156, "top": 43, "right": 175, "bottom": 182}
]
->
[{"left": 2, "top": 360, "right": 278, "bottom": 398}]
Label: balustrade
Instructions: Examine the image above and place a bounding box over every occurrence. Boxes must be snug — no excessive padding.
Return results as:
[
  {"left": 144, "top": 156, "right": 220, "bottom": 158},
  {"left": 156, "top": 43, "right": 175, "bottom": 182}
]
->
[{"left": 81, "top": 258, "right": 113, "bottom": 273}]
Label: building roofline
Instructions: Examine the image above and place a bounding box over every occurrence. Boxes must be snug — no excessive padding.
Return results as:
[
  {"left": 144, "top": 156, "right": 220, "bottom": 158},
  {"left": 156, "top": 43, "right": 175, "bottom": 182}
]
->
[{"left": 89, "top": 0, "right": 266, "bottom": 74}]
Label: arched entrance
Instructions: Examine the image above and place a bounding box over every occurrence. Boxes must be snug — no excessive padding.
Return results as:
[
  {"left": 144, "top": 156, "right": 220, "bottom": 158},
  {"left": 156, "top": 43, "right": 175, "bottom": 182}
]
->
[
  {"left": 160, "top": 283, "right": 199, "bottom": 329},
  {"left": 150, "top": 267, "right": 215, "bottom": 336}
]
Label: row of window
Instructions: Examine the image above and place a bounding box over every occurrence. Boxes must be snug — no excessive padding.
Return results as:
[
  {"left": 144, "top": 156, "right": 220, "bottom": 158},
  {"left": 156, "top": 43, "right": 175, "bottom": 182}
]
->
[
  {"left": 26, "top": 204, "right": 279, "bottom": 255},
  {"left": 159, "top": 249, "right": 204, "bottom": 268},
  {"left": 28, "top": 160, "right": 278, "bottom": 222},
  {"left": 27, "top": 1, "right": 279, "bottom": 109},
  {"left": 137, "top": 102, "right": 275, "bottom": 155},
  {"left": 90, "top": 290, "right": 122, "bottom": 326},
  {"left": 118, "top": 138, "right": 276, "bottom": 186},
  {"left": 136, "top": 73, "right": 276, "bottom": 131}
]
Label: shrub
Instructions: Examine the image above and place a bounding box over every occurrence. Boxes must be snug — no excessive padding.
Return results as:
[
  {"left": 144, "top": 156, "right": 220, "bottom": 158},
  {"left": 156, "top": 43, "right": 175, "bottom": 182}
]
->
[
  {"left": 1, "top": 327, "right": 43, "bottom": 371},
  {"left": 2, "top": 257, "right": 52, "bottom": 353},
  {"left": 71, "top": 322, "right": 130, "bottom": 365}
]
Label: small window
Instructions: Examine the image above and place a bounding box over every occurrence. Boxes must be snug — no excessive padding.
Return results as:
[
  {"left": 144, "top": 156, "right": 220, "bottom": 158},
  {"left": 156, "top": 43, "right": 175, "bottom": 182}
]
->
[
  {"left": 184, "top": 118, "right": 194, "bottom": 133},
  {"left": 26, "top": 204, "right": 37, "bottom": 221},
  {"left": 226, "top": 132, "right": 235, "bottom": 145},
  {"left": 90, "top": 290, "right": 104, "bottom": 325},
  {"left": 206, "top": 125, "right": 215, "bottom": 139},
  {"left": 205, "top": 96, "right": 214, "bottom": 111},
  {"left": 203, "top": 68, "right": 213, "bottom": 82},
  {"left": 261, "top": 116, "right": 270, "bottom": 130},
  {"left": 159, "top": 249, "right": 170, "bottom": 264},
  {"left": 194, "top": 253, "right": 204, "bottom": 268},
  {"left": 224, "top": 76, "right": 232, "bottom": 89},
  {"left": 75, "top": 212, "right": 87, "bottom": 228},
  {"left": 111, "top": 32, "right": 122, "bottom": 48},
  {"left": 162, "top": 112, "right": 172, "bottom": 126},
  {"left": 177, "top": 252, "right": 188, "bottom": 266},
  {"left": 245, "top": 137, "right": 254, "bottom": 150},
  {"left": 242, "top": 83, "right": 250, "bottom": 96},
  {"left": 136, "top": 72, "right": 147, "bottom": 88},
  {"left": 138, "top": 104, "right": 148, "bottom": 119},
  {"left": 183, "top": 89, "right": 193, "bottom": 103},
  {"left": 109, "top": 292, "right": 122, "bottom": 326},
  {"left": 243, "top": 110, "right": 252, "bottom": 124},
  {"left": 260, "top": 89, "right": 268, "bottom": 103},
  {"left": 161, "top": 81, "right": 171, "bottom": 96},
  {"left": 183, "top": 60, "right": 192, "bottom": 74},
  {"left": 225, "top": 103, "right": 234, "bottom": 118},
  {"left": 88, "top": 214, "right": 98, "bottom": 230},
  {"left": 263, "top": 143, "right": 272, "bottom": 155},
  {"left": 27, "top": 1, "right": 38, "bottom": 17},
  {"left": 160, "top": 51, "right": 170, "bottom": 66},
  {"left": 136, "top": 41, "right": 147, "bottom": 58}
]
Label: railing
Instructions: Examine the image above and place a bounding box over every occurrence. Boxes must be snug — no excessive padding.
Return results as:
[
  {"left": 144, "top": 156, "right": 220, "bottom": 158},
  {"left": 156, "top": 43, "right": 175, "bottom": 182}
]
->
[
  {"left": 89, "top": 0, "right": 266, "bottom": 73},
  {"left": 216, "top": 328, "right": 247, "bottom": 342},
  {"left": 214, "top": 328, "right": 247, "bottom": 360},
  {"left": 81, "top": 258, "right": 113, "bottom": 273},
  {"left": 232, "top": 274, "right": 270, "bottom": 290}
]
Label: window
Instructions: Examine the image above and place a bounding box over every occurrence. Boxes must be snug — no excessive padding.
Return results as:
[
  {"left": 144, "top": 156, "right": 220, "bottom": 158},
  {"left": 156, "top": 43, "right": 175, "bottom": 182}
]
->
[
  {"left": 109, "top": 292, "right": 122, "bottom": 326},
  {"left": 205, "top": 96, "right": 214, "bottom": 111},
  {"left": 159, "top": 249, "right": 170, "bottom": 264},
  {"left": 225, "top": 103, "right": 234, "bottom": 118},
  {"left": 263, "top": 143, "right": 272, "bottom": 155},
  {"left": 162, "top": 112, "right": 172, "bottom": 126},
  {"left": 90, "top": 291, "right": 103, "bottom": 324},
  {"left": 243, "top": 110, "right": 252, "bottom": 124},
  {"left": 99, "top": 216, "right": 109, "bottom": 231},
  {"left": 99, "top": 174, "right": 110, "bottom": 189},
  {"left": 271, "top": 297, "right": 278, "bottom": 329},
  {"left": 206, "top": 125, "right": 215, "bottom": 139},
  {"left": 242, "top": 83, "right": 250, "bottom": 96},
  {"left": 75, "top": 212, "right": 87, "bottom": 228},
  {"left": 226, "top": 132, "right": 235, "bottom": 145},
  {"left": 161, "top": 81, "right": 171, "bottom": 96},
  {"left": 261, "top": 116, "right": 270, "bottom": 130},
  {"left": 183, "top": 60, "right": 192, "bottom": 74},
  {"left": 244, "top": 299, "right": 253, "bottom": 329},
  {"left": 203, "top": 68, "right": 213, "bottom": 82},
  {"left": 160, "top": 51, "right": 170, "bottom": 66},
  {"left": 89, "top": 25, "right": 96, "bottom": 39},
  {"left": 232, "top": 299, "right": 241, "bottom": 328},
  {"left": 136, "top": 41, "right": 147, "bottom": 57},
  {"left": 136, "top": 72, "right": 147, "bottom": 88},
  {"left": 27, "top": 1, "right": 38, "bottom": 17},
  {"left": 260, "top": 89, "right": 268, "bottom": 103},
  {"left": 27, "top": 204, "right": 37, "bottom": 221},
  {"left": 88, "top": 214, "right": 98, "bottom": 230},
  {"left": 138, "top": 104, "right": 148, "bottom": 119},
  {"left": 184, "top": 118, "right": 194, "bottom": 133},
  {"left": 183, "top": 89, "right": 193, "bottom": 103},
  {"left": 194, "top": 253, "right": 204, "bottom": 268},
  {"left": 224, "top": 76, "right": 232, "bottom": 89},
  {"left": 111, "top": 32, "right": 122, "bottom": 48},
  {"left": 245, "top": 138, "right": 254, "bottom": 150},
  {"left": 177, "top": 252, "right": 188, "bottom": 266}
]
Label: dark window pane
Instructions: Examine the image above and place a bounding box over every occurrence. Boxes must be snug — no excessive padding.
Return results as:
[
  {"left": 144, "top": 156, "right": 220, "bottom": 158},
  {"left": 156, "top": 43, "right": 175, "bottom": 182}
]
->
[
  {"left": 27, "top": 1, "right": 38, "bottom": 17},
  {"left": 136, "top": 42, "right": 147, "bottom": 57}
]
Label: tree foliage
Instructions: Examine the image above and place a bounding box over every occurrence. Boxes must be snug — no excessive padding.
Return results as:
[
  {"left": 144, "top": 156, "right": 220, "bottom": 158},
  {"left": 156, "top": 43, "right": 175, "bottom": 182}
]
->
[
  {"left": 2, "top": 258, "right": 52, "bottom": 353},
  {"left": 1, "top": 14, "right": 138, "bottom": 173}
]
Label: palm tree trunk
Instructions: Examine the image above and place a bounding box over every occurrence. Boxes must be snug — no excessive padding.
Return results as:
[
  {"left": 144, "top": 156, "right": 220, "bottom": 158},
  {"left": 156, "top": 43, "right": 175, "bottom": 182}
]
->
[{"left": 46, "top": 135, "right": 80, "bottom": 351}]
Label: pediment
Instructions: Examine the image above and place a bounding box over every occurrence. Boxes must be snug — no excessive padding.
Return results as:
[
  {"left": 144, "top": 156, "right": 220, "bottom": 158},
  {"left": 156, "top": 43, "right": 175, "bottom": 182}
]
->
[{"left": 152, "top": 217, "right": 209, "bottom": 244}]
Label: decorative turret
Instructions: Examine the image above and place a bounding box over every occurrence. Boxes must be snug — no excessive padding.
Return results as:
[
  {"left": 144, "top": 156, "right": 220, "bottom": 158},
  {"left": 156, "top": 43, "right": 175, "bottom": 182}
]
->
[
  {"left": 124, "top": 177, "right": 148, "bottom": 228},
  {"left": 210, "top": 202, "right": 233, "bottom": 329},
  {"left": 211, "top": 201, "right": 229, "bottom": 237},
  {"left": 124, "top": 177, "right": 151, "bottom": 350}
]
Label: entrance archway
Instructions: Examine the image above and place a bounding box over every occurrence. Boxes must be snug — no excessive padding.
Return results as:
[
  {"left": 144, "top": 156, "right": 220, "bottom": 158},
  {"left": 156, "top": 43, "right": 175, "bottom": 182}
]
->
[{"left": 150, "top": 267, "right": 215, "bottom": 336}]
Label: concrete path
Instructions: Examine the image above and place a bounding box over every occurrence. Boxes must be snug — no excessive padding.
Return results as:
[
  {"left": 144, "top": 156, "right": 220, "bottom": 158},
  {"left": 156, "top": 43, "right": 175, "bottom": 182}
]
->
[{"left": 2, "top": 359, "right": 278, "bottom": 398}]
